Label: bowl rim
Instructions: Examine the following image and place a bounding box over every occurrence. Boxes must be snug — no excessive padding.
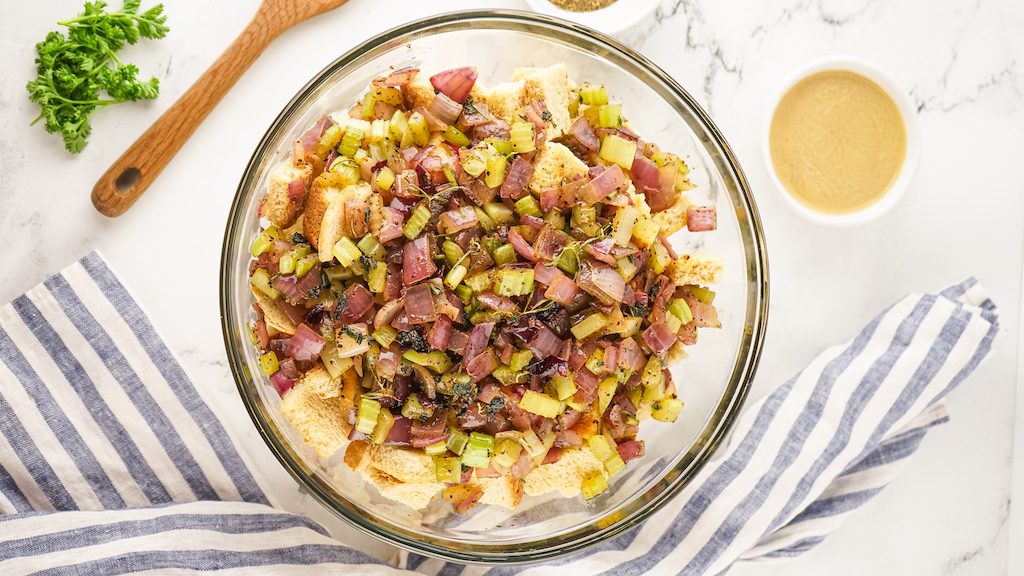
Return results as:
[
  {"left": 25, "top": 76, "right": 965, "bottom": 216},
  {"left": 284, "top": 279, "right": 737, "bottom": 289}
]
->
[
  {"left": 220, "top": 8, "right": 769, "bottom": 564},
  {"left": 761, "top": 56, "right": 922, "bottom": 227}
]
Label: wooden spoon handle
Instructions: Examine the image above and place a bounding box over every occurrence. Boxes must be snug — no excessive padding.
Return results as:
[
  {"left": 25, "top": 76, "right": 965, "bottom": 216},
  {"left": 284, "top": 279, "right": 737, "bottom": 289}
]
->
[{"left": 92, "top": 10, "right": 283, "bottom": 217}]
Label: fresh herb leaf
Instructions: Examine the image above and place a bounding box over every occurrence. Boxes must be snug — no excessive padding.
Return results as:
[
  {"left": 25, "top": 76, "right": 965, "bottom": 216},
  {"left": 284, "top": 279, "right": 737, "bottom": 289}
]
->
[
  {"left": 463, "top": 95, "right": 478, "bottom": 115},
  {"left": 340, "top": 325, "right": 366, "bottom": 344},
  {"left": 485, "top": 396, "right": 506, "bottom": 417},
  {"left": 26, "top": 1, "right": 169, "bottom": 153},
  {"left": 396, "top": 329, "right": 429, "bottom": 353},
  {"left": 541, "top": 110, "right": 552, "bottom": 123}
]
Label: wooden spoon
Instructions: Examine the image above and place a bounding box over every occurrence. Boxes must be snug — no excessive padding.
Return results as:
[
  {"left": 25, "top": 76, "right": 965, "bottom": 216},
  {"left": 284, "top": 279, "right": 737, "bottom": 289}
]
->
[{"left": 92, "top": 0, "right": 349, "bottom": 217}]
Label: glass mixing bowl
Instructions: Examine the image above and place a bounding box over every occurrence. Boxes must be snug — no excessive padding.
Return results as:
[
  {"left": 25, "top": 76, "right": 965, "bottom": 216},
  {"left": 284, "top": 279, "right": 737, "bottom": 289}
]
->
[{"left": 220, "top": 10, "right": 768, "bottom": 564}]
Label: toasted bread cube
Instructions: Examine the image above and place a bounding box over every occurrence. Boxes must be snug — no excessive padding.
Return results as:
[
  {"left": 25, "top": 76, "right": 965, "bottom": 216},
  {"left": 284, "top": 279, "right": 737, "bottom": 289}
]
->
[
  {"left": 367, "top": 445, "right": 438, "bottom": 484},
  {"left": 666, "top": 253, "right": 724, "bottom": 286},
  {"left": 365, "top": 467, "right": 442, "bottom": 510},
  {"left": 528, "top": 142, "right": 590, "bottom": 194},
  {"left": 280, "top": 381, "right": 352, "bottom": 458},
  {"left": 477, "top": 79, "right": 527, "bottom": 126},
  {"left": 513, "top": 64, "right": 572, "bottom": 140},
  {"left": 477, "top": 475, "right": 524, "bottom": 509},
  {"left": 265, "top": 160, "right": 313, "bottom": 228},
  {"left": 651, "top": 193, "right": 693, "bottom": 236},
  {"left": 304, "top": 178, "right": 373, "bottom": 257},
  {"left": 402, "top": 75, "right": 437, "bottom": 111},
  {"left": 523, "top": 447, "right": 605, "bottom": 498},
  {"left": 300, "top": 364, "right": 341, "bottom": 400},
  {"left": 251, "top": 288, "right": 297, "bottom": 336}
]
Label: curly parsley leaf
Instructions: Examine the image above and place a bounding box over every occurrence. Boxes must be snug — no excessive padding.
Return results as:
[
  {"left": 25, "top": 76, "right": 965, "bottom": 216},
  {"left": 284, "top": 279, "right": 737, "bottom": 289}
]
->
[{"left": 26, "top": 1, "right": 169, "bottom": 153}]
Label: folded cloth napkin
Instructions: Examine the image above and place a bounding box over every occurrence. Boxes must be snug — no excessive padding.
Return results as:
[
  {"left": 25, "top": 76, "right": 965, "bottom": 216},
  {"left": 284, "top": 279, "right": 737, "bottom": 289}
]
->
[{"left": 0, "top": 253, "right": 1000, "bottom": 575}]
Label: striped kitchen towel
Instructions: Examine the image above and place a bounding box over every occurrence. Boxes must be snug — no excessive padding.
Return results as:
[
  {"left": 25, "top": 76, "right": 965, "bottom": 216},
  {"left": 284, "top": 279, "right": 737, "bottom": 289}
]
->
[{"left": 0, "top": 253, "right": 1001, "bottom": 575}]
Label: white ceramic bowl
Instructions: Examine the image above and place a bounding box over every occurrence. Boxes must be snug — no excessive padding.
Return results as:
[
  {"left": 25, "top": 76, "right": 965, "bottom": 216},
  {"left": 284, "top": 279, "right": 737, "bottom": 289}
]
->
[
  {"left": 523, "top": 0, "right": 661, "bottom": 35},
  {"left": 762, "top": 57, "right": 921, "bottom": 227}
]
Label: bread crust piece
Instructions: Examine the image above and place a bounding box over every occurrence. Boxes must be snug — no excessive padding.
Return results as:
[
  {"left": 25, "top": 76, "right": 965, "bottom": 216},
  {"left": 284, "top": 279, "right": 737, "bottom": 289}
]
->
[
  {"left": 303, "top": 176, "right": 372, "bottom": 257},
  {"left": 651, "top": 192, "right": 692, "bottom": 236},
  {"left": 299, "top": 364, "right": 341, "bottom": 400},
  {"left": 251, "top": 287, "right": 296, "bottom": 336},
  {"left": 512, "top": 64, "right": 572, "bottom": 140},
  {"left": 523, "top": 447, "right": 606, "bottom": 498},
  {"left": 366, "top": 467, "right": 443, "bottom": 510},
  {"left": 476, "top": 475, "right": 524, "bottom": 509},
  {"left": 280, "top": 380, "right": 351, "bottom": 459},
  {"left": 528, "top": 142, "right": 590, "bottom": 195},
  {"left": 265, "top": 160, "right": 314, "bottom": 229},
  {"left": 666, "top": 253, "right": 724, "bottom": 287}
]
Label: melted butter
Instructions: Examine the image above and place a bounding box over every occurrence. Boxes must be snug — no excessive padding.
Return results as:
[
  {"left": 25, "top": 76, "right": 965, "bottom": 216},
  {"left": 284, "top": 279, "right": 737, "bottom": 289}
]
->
[{"left": 769, "top": 70, "right": 906, "bottom": 214}]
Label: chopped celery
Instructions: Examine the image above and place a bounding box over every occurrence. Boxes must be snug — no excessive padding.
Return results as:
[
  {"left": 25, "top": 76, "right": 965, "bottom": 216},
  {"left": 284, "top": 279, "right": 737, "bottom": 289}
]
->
[
  {"left": 442, "top": 164, "right": 458, "bottom": 185},
  {"left": 688, "top": 286, "right": 716, "bottom": 303},
  {"left": 402, "top": 393, "right": 433, "bottom": 420},
  {"left": 403, "top": 204, "right": 431, "bottom": 240},
  {"left": 668, "top": 298, "right": 694, "bottom": 325},
  {"left": 329, "top": 157, "right": 361, "bottom": 187},
  {"left": 315, "top": 124, "right": 344, "bottom": 157},
  {"left": 402, "top": 350, "right": 453, "bottom": 374},
  {"left": 491, "top": 365, "right": 526, "bottom": 386},
  {"left": 447, "top": 429, "right": 469, "bottom": 456},
  {"left": 612, "top": 205, "right": 639, "bottom": 247},
  {"left": 514, "top": 195, "right": 542, "bottom": 218},
  {"left": 587, "top": 434, "right": 616, "bottom": 463},
  {"left": 408, "top": 111, "right": 429, "bottom": 147},
  {"left": 579, "top": 84, "right": 608, "bottom": 106},
  {"left": 598, "top": 376, "right": 618, "bottom": 415},
  {"left": 279, "top": 244, "right": 311, "bottom": 275},
  {"left": 332, "top": 237, "right": 362, "bottom": 267},
  {"left": 249, "top": 230, "right": 273, "bottom": 257},
  {"left": 444, "top": 125, "right": 471, "bottom": 147},
  {"left": 435, "top": 455, "right": 461, "bottom": 483},
  {"left": 487, "top": 138, "right": 514, "bottom": 155},
  {"left": 360, "top": 91, "right": 376, "bottom": 119},
  {"left": 462, "top": 148, "right": 487, "bottom": 177},
  {"left": 444, "top": 264, "right": 468, "bottom": 291},
  {"left": 493, "top": 268, "right": 535, "bottom": 297},
  {"left": 552, "top": 373, "right": 577, "bottom": 401},
  {"left": 357, "top": 235, "right": 383, "bottom": 259},
  {"left": 508, "top": 349, "right": 533, "bottom": 372},
  {"left": 665, "top": 310, "right": 682, "bottom": 334},
  {"left": 442, "top": 240, "right": 465, "bottom": 267},
  {"left": 371, "top": 409, "right": 395, "bottom": 444},
  {"left": 356, "top": 398, "right": 382, "bottom": 434},
  {"left": 424, "top": 440, "right": 449, "bottom": 456},
  {"left": 519, "top": 390, "right": 562, "bottom": 418},
  {"left": 641, "top": 356, "right": 664, "bottom": 390},
  {"left": 585, "top": 348, "right": 608, "bottom": 375},
  {"left": 492, "top": 243, "right": 516, "bottom": 267},
  {"left": 599, "top": 134, "right": 638, "bottom": 169},
  {"left": 641, "top": 378, "right": 666, "bottom": 405},
  {"left": 320, "top": 345, "right": 353, "bottom": 379},
  {"left": 473, "top": 206, "right": 497, "bottom": 232},
  {"left": 483, "top": 202, "right": 515, "bottom": 225},
  {"left": 469, "top": 432, "right": 495, "bottom": 449},
  {"left": 259, "top": 351, "right": 279, "bottom": 376},
  {"left": 631, "top": 215, "right": 660, "bottom": 248},
  {"left": 250, "top": 268, "right": 279, "bottom": 299},
  {"left": 484, "top": 153, "right": 507, "bottom": 188},
  {"left": 294, "top": 255, "right": 318, "bottom": 277},
  {"left": 454, "top": 284, "right": 473, "bottom": 303},
  {"left": 338, "top": 127, "right": 364, "bottom": 158},
  {"left": 518, "top": 429, "right": 546, "bottom": 457},
  {"left": 461, "top": 445, "right": 490, "bottom": 468},
  {"left": 616, "top": 256, "right": 637, "bottom": 281},
  {"left": 651, "top": 397, "right": 685, "bottom": 422},
  {"left": 372, "top": 325, "right": 398, "bottom": 348},
  {"left": 492, "top": 438, "right": 523, "bottom": 468},
  {"left": 598, "top": 104, "right": 622, "bottom": 128},
  {"left": 368, "top": 118, "right": 388, "bottom": 143},
  {"left": 556, "top": 248, "right": 580, "bottom": 275},
  {"left": 374, "top": 166, "right": 396, "bottom": 192},
  {"left": 650, "top": 241, "right": 671, "bottom": 274},
  {"left": 509, "top": 121, "right": 536, "bottom": 153},
  {"left": 544, "top": 210, "right": 566, "bottom": 231},
  {"left": 365, "top": 262, "right": 384, "bottom": 292},
  {"left": 571, "top": 205, "right": 600, "bottom": 236},
  {"left": 388, "top": 110, "right": 409, "bottom": 142},
  {"left": 571, "top": 312, "right": 608, "bottom": 340},
  {"left": 605, "top": 453, "right": 626, "bottom": 476},
  {"left": 580, "top": 471, "right": 608, "bottom": 499},
  {"left": 618, "top": 316, "right": 643, "bottom": 338},
  {"left": 464, "top": 272, "right": 492, "bottom": 293}
]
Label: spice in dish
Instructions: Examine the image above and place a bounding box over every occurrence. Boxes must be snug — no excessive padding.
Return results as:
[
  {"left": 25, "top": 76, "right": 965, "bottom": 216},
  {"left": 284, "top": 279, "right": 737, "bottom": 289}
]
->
[
  {"left": 247, "top": 63, "right": 724, "bottom": 513},
  {"left": 769, "top": 69, "right": 906, "bottom": 215},
  {"left": 550, "top": 0, "right": 617, "bottom": 12}
]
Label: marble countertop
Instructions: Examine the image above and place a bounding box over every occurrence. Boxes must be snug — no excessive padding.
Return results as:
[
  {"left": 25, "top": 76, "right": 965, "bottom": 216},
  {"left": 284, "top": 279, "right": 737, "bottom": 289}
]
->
[{"left": 1, "top": 0, "right": 1021, "bottom": 574}]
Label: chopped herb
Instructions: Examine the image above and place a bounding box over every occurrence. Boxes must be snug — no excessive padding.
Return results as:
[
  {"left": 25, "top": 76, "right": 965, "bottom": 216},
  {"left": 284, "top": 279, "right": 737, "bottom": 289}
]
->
[
  {"left": 396, "top": 329, "right": 429, "bottom": 353},
  {"left": 463, "top": 95, "right": 478, "bottom": 115},
  {"left": 627, "top": 303, "right": 647, "bottom": 317},
  {"left": 332, "top": 294, "right": 349, "bottom": 320},
  {"left": 452, "top": 379, "right": 475, "bottom": 400},
  {"left": 486, "top": 396, "right": 506, "bottom": 417},
  {"left": 541, "top": 110, "right": 552, "bottom": 123},
  {"left": 359, "top": 254, "right": 376, "bottom": 271},
  {"left": 307, "top": 269, "right": 330, "bottom": 299},
  {"left": 340, "top": 324, "right": 366, "bottom": 343},
  {"left": 364, "top": 206, "right": 371, "bottom": 225},
  {"left": 292, "top": 232, "right": 309, "bottom": 245}
]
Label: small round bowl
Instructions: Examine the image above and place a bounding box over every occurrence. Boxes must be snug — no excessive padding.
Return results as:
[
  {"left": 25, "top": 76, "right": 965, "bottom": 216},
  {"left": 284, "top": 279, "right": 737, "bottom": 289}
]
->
[
  {"left": 221, "top": 10, "right": 768, "bottom": 564},
  {"left": 762, "top": 57, "right": 921, "bottom": 227},
  {"left": 523, "top": 0, "right": 661, "bottom": 35}
]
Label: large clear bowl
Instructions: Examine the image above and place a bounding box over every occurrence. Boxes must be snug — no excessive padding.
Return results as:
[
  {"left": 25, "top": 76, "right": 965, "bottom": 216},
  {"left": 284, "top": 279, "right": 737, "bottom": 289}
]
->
[{"left": 220, "top": 10, "right": 768, "bottom": 564}]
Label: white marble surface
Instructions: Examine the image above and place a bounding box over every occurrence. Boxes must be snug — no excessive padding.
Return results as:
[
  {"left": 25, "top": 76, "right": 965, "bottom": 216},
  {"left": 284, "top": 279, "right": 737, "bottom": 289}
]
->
[{"left": 1, "top": 0, "right": 1021, "bottom": 573}]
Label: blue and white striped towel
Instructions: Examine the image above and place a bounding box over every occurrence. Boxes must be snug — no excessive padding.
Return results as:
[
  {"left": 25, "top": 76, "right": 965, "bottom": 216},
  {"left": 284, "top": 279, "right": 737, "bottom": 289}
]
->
[{"left": 0, "top": 252, "right": 1000, "bottom": 575}]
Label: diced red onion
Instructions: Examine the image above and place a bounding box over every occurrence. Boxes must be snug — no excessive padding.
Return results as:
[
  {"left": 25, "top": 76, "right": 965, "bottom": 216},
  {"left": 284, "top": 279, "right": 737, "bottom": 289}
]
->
[
  {"left": 287, "top": 178, "right": 304, "bottom": 203},
  {"left": 685, "top": 297, "right": 720, "bottom": 328},
  {"left": 510, "top": 450, "right": 534, "bottom": 478},
  {"left": 532, "top": 226, "right": 570, "bottom": 262},
  {"left": 374, "top": 299, "right": 404, "bottom": 331},
  {"left": 544, "top": 274, "right": 578, "bottom": 306},
  {"left": 520, "top": 214, "right": 546, "bottom": 230},
  {"left": 271, "top": 265, "right": 322, "bottom": 306},
  {"left": 500, "top": 156, "right": 534, "bottom": 200},
  {"left": 554, "top": 429, "right": 583, "bottom": 448},
  {"left": 300, "top": 115, "right": 333, "bottom": 154},
  {"left": 428, "top": 91, "right": 463, "bottom": 125},
  {"left": 374, "top": 67, "right": 419, "bottom": 87},
  {"left": 477, "top": 292, "right": 519, "bottom": 313},
  {"left": 447, "top": 330, "right": 469, "bottom": 355},
  {"left": 631, "top": 154, "right": 660, "bottom": 191},
  {"left": 378, "top": 207, "right": 405, "bottom": 243},
  {"left": 403, "top": 236, "right": 437, "bottom": 286},
  {"left": 285, "top": 323, "right": 325, "bottom": 361},
  {"left": 458, "top": 403, "right": 488, "bottom": 429},
  {"left": 377, "top": 349, "right": 399, "bottom": 381},
  {"left": 507, "top": 228, "right": 537, "bottom": 262},
  {"left": 643, "top": 323, "right": 677, "bottom": 357},
  {"left": 581, "top": 164, "right": 626, "bottom": 205},
  {"left": 617, "top": 338, "right": 646, "bottom": 372},
  {"left": 466, "top": 348, "right": 499, "bottom": 380},
  {"left": 542, "top": 447, "right": 564, "bottom": 465},
  {"left": 427, "top": 314, "right": 453, "bottom": 351},
  {"left": 571, "top": 117, "right": 600, "bottom": 151},
  {"left": 438, "top": 206, "right": 478, "bottom": 234},
  {"left": 524, "top": 100, "right": 549, "bottom": 132},
  {"left": 617, "top": 439, "right": 645, "bottom": 462},
  {"left": 686, "top": 205, "right": 717, "bottom": 231},
  {"left": 269, "top": 371, "right": 294, "bottom": 396},
  {"left": 477, "top": 382, "right": 502, "bottom": 404},
  {"left": 533, "top": 262, "right": 562, "bottom": 286},
  {"left": 539, "top": 188, "right": 561, "bottom": 212},
  {"left": 429, "top": 67, "right": 478, "bottom": 104},
  {"left": 577, "top": 261, "right": 625, "bottom": 305},
  {"left": 336, "top": 284, "right": 374, "bottom": 323},
  {"left": 527, "top": 324, "right": 563, "bottom": 360},
  {"left": 464, "top": 323, "right": 495, "bottom": 365},
  {"left": 404, "top": 284, "right": 438, "bottom": 325},
  {"left": 383, "top": 416, "right": 412, "bottom": 446},
  {"left": 584, "top": 238, "right": 618, "bottom": 266}
]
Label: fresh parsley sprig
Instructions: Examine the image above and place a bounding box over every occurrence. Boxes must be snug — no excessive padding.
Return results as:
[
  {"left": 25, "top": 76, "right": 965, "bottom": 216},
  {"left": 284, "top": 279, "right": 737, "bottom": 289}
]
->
[{"left": 26, "top": 0, "right": 169, "bottom": 153}]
